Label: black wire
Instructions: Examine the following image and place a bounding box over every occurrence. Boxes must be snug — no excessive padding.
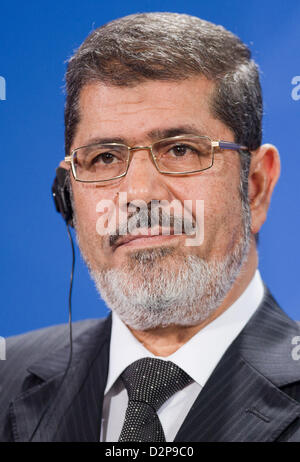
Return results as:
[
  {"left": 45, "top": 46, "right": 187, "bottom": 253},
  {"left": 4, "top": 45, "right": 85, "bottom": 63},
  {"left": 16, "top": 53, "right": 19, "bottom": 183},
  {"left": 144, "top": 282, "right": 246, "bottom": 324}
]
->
[{"left": 28, "top": 222, "right": 75, "bottom": 442}]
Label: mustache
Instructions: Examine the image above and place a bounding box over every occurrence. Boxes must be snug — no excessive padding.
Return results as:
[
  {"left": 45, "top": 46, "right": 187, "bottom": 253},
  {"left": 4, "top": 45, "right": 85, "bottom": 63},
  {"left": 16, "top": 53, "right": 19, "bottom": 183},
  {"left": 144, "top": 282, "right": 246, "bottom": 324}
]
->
[{"left": 109, "top": 201, "right": 196, "bottom": 247}]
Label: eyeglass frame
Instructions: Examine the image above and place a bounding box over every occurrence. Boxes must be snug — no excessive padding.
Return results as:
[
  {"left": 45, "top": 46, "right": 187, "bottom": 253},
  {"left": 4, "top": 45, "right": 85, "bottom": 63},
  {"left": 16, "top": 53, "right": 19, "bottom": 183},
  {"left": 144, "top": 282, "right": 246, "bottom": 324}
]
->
[{"left": 64, "top": 134, "right": 249, "bottom": 183}]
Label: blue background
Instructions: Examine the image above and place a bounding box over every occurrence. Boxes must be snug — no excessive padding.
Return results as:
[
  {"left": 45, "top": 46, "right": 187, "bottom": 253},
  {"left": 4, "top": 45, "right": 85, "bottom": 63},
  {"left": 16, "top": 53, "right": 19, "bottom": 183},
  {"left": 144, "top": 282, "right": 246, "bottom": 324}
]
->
[{"left": 0, "top": 0, "right": 299, "bottom": 337}]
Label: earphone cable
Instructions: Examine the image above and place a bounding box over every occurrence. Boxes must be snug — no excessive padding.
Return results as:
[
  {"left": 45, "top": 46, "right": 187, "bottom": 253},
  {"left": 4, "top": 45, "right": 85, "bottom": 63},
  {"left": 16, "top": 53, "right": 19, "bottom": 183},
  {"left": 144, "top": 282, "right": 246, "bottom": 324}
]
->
[{"left": 28, "top": 223, "right": 74, "bottom": 441}]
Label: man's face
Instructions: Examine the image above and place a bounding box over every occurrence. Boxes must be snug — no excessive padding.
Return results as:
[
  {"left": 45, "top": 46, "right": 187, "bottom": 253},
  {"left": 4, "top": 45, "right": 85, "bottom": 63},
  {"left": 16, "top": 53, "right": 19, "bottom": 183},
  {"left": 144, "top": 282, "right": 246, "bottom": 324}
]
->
[{"left": 69, "top": 77, "right": 250, "bottom": 329}]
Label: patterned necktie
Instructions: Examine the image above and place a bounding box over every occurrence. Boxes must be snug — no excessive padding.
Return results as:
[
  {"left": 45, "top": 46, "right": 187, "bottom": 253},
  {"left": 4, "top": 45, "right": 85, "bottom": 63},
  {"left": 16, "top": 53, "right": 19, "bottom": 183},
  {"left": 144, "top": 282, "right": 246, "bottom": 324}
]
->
[{"left": 118, "top": 357, "right": 193, "bottom": 442}]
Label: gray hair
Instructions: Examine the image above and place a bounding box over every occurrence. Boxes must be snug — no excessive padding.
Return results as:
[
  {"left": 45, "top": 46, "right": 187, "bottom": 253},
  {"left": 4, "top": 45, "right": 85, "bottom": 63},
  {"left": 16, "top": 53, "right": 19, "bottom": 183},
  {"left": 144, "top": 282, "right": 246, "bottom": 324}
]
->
[{"left": 64, "top": 12, "right": 261, "bottom": 243}]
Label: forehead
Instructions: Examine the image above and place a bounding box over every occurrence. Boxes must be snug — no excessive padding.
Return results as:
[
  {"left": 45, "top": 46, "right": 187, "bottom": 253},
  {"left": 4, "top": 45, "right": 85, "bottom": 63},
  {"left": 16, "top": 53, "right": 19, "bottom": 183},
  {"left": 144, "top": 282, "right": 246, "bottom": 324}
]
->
[{"left": 73, "top": 77, "right": 234, "bottom": 148}]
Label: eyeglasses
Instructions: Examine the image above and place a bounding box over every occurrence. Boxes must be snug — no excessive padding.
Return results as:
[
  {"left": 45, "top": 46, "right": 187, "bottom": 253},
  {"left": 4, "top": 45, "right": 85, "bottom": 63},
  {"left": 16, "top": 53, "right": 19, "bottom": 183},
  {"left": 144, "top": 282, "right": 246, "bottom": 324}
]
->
[{"left": 65, "top": 134, "right": 249, "bottom": 183}]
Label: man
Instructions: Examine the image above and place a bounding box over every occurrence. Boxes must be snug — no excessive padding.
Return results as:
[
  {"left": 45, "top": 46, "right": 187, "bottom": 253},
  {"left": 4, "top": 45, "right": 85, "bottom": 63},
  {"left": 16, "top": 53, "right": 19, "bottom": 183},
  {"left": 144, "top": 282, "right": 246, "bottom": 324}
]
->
[{"left": 0, "top": 12, "right": 299, "bottom": 442}]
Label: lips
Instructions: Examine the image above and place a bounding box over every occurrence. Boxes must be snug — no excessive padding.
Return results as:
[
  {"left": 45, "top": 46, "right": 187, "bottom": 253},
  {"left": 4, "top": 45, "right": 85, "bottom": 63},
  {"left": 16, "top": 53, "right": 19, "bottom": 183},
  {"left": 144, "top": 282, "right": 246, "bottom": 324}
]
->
[{"left": 113, "top": 228, "right": 178, "bottom": 250}]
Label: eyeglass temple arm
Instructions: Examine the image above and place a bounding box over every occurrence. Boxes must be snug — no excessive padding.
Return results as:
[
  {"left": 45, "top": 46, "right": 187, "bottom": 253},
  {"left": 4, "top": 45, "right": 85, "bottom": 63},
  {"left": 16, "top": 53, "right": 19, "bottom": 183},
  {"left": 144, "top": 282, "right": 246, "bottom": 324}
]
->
[{"left": 216, "top": 141, "right": 249, "bottom": 151}]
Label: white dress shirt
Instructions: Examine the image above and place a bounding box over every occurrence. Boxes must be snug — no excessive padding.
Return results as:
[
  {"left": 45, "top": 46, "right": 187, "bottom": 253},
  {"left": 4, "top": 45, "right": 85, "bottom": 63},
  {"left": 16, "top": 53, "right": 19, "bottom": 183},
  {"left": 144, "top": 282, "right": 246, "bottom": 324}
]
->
[{"left": 100, "top": 269, "right": 265, "bottom": 442}]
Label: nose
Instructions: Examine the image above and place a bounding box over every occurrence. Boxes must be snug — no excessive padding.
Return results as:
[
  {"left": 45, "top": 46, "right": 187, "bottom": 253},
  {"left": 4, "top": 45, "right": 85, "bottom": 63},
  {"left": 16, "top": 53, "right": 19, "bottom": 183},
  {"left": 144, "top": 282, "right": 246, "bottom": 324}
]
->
[{"left": 119, "top": 147, "right": 173, "bottom": 206}]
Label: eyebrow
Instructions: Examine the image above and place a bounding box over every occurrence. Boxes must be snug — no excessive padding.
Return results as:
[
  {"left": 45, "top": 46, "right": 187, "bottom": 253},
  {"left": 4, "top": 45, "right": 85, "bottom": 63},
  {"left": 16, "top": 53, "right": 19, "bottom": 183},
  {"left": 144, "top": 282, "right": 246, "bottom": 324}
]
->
[{"left": 77, "top": 125, "right": 206, "bottom": 148}]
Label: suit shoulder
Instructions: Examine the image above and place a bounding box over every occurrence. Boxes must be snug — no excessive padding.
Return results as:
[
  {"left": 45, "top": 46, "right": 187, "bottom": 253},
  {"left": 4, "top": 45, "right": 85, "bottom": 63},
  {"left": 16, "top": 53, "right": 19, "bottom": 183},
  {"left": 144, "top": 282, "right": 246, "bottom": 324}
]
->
[
  {"left": 4, "top": 318, "right": 105, "bottom": 359},
  {"left": 0, "top": 318, "right": 108, "bottom": 401},
  {"left": 6, "top": 318, "right": 104, "bottom": 348},
  {"left": 263, "top": 287, "right": 300, "bottom": 332}
]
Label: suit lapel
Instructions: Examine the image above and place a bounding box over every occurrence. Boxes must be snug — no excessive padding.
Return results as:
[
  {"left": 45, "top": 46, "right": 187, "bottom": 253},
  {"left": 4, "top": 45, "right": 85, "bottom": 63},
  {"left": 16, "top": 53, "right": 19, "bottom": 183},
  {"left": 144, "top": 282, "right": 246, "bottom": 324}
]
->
[
  {"left": 174, "top": 348, "right": 300, "bottom": 441},
  {"left": 175, "top": 289, "right": 300, "bottom": 442},
  {"left": 10, "top": 315, "right": 112, "bottom": 442}
]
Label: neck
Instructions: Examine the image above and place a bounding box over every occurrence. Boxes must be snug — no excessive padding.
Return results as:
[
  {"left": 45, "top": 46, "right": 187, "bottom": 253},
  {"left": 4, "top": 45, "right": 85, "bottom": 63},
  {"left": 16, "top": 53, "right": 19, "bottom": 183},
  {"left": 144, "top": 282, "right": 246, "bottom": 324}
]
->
[{"left": 127, "top": 240, "right": 258, "bottom": 357}]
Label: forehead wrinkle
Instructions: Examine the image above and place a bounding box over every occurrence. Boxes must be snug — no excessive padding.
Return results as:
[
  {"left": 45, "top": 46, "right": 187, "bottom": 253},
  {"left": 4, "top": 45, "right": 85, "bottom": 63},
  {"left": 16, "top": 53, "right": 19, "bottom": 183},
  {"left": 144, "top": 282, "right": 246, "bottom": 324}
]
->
[{"left": 106, "top": 104, "right": 178, "bottom": 116}]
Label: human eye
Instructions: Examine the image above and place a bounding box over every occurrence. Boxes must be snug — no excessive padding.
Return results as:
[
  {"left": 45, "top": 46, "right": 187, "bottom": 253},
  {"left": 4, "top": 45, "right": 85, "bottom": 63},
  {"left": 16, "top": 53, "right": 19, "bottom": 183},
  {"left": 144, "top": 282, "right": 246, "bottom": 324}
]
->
[
  {"left": 168, "top": 143, "right": 199, "bottom": 157},
  {"left": 82, "top": 146, "right": 126, "bottom": 168},
  {"left": 162, "top": 141, "right": 206, "bottom": 160},
  {"left": 91, "top": 150, "right": 119, "bottom": 165},
  {"left": 155, "top": 137, "right": 212, "bottom": 172}
]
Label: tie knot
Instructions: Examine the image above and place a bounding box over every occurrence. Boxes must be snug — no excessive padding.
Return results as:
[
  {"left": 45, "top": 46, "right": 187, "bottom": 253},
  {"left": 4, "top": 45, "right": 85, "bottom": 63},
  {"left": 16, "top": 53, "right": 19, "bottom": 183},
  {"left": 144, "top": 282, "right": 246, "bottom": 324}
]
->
[{"left": 121, "top": 357, "right": 193, "bottom": 411}]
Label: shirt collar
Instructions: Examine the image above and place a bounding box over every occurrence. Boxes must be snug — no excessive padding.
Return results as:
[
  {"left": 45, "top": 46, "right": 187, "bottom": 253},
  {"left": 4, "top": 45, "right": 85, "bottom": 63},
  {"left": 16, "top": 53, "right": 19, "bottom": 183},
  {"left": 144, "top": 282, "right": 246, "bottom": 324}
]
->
[{"left": 104, "top": 269, "right": 265, "bottom": 394}]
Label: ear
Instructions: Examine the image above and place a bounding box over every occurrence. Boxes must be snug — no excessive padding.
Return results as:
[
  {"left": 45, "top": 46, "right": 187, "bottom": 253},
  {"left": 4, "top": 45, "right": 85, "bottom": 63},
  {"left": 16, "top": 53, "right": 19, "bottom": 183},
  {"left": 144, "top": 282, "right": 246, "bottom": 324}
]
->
[
  {"left": 248, "top": 144, "right": 280, "bottom": 234},
  {"left": 58, "top": 160, "right": 70, "bottom": 170}
]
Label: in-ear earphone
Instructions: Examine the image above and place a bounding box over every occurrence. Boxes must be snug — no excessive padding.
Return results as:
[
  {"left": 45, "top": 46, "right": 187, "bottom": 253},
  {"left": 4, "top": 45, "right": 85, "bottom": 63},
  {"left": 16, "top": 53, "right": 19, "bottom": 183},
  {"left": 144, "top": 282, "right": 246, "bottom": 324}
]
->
[{"left": 52, "top": 167, "right": 74, "bottom": 227}]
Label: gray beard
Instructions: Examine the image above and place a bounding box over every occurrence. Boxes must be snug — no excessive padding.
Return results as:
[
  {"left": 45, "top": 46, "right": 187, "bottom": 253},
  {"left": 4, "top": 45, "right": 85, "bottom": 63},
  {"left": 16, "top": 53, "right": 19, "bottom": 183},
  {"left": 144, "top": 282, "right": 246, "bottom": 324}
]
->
[{"left": 88, "top": 230, "right": 251, "bottom": 330}]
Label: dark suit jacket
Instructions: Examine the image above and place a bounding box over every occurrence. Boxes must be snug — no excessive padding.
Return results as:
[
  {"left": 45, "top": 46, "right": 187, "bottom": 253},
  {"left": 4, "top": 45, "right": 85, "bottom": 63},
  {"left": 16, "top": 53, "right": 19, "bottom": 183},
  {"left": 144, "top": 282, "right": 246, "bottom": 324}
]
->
[{"left": 1, "top": 286, "right": 300, "bottom": 442}]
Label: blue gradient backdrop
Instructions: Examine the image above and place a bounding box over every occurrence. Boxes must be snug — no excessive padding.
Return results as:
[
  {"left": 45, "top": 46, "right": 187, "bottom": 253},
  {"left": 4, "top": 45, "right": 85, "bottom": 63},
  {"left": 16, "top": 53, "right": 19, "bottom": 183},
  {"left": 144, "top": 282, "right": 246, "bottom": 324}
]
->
[{"left": 0, "top": 0, "right": 299, "bottom": 336}]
